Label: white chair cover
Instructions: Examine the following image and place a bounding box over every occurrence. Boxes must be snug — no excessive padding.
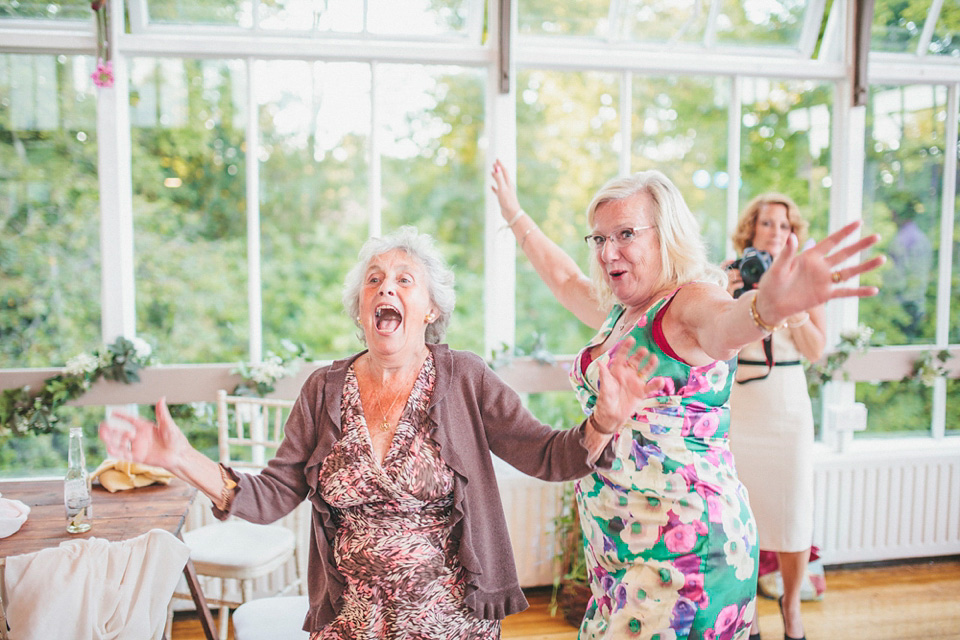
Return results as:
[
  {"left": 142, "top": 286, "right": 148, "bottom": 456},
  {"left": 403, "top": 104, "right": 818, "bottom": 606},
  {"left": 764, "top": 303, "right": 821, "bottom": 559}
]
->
[{"left": 3, "top": 528, "right": 190, "bottom": 640}]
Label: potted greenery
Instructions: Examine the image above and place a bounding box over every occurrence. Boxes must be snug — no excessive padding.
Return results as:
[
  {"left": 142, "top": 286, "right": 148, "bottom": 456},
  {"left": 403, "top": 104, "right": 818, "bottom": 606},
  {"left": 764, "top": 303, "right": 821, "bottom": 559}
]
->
[{"left": 552, "top": 482, "right": 591, "bottom": 628}]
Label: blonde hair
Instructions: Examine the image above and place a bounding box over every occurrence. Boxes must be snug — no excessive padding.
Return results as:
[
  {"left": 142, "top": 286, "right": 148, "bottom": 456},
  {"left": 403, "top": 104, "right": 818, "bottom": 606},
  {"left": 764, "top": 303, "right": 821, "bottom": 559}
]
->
[
  {"left": 585, "top": 170, "right": 726, "bottom": 310},
  {"left": 732, "top": 193, "right": 809, "bottom": 253}
]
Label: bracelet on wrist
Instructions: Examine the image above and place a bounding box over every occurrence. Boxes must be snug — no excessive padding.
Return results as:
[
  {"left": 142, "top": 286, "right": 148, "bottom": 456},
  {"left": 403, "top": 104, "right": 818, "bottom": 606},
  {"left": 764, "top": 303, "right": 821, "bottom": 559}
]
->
[
  {"left": 519, "top": 226, "right": 535, "bottom": 249},
  {"left": 506, "top": 209, "right": 526, "bottom": 227},
  {"left": 787, "top": 312, "right": 810, "bottom": 329},
  {"left": 749, "top": 293, "right": 786, "bottom": 333}
]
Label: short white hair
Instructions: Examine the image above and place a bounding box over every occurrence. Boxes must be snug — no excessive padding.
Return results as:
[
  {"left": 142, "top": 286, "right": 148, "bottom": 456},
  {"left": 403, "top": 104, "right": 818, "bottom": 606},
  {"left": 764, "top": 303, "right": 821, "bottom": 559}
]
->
[{"left": 342, "top": 226, "right": 456, "bottom": 344}]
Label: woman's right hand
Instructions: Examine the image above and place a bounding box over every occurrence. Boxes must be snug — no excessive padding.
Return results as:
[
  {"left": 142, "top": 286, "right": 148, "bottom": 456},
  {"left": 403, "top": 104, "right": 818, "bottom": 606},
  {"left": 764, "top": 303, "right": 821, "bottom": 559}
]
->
[
  {"left": 722, "top": 259, "right": 743, "bottom": 297},
  {"left": 490, "top": 159, "right": 523, "bottom": 223},
  {"left": 99, "top": 397, "right": 189, "bottom": 472},
  {"left": 591, "top": 337, "right": 665, "bottom": 433}
]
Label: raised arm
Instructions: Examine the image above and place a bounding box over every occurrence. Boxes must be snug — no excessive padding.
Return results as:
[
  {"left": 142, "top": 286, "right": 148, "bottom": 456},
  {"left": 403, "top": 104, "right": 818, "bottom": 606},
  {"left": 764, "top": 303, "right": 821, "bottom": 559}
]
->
[
  {"left": 667, "top": 220, "right": 883, "bottom": 366},
  {"left": 99, "top": 398, "right": 230, "bottom": 509},
  {"left": 491, "top": 160, "right": 608, "bottom": 329}
]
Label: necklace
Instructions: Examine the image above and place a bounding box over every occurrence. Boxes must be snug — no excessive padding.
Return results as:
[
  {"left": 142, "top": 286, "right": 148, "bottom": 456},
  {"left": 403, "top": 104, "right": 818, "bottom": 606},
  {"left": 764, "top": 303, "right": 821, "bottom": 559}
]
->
[{"left": 369, "top": 362, "right": 420, "bottom": 432}]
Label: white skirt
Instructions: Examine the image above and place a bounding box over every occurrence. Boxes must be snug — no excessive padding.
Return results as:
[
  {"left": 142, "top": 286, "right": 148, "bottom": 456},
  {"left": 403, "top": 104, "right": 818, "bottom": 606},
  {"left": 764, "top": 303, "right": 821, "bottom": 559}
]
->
[{"left": 729, "top": 360, "right": 814, "bottom": 553}]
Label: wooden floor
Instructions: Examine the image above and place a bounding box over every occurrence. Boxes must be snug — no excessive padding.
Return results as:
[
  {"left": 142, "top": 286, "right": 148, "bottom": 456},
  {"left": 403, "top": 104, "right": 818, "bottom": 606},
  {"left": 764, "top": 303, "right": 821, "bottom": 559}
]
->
[{"left": 172, "top": 558, "right": 960, "bottom": 640}]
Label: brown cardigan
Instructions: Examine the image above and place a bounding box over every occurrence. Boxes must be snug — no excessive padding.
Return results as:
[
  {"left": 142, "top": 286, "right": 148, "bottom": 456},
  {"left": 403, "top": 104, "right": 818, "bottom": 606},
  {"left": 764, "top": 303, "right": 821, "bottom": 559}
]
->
[{"left": 220, "top": 343, "right": 614, "bottom": 631}]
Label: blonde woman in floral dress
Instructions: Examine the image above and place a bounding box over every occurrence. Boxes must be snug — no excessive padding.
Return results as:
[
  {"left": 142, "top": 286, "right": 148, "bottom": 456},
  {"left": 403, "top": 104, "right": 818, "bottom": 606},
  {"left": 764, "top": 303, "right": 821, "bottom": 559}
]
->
[{"left": 492, "top": 161, "right": 883, "bottom": 639}]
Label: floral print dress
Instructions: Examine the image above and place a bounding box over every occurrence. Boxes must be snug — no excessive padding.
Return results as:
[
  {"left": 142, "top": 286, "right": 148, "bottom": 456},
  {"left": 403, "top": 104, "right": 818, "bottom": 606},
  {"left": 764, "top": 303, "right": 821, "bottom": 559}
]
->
[
  {"left": 315, "top": 354, "right": 500, "bottom": 640},
  {"left": 571, "top": 292, "right": 758, "bottom": 640}
]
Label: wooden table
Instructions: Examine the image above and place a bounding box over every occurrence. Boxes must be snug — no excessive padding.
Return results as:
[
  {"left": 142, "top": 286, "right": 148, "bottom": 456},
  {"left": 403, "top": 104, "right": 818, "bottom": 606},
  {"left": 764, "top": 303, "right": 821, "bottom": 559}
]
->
[{"left": 0, "top": 477, "right": 217, "bottom": 640}]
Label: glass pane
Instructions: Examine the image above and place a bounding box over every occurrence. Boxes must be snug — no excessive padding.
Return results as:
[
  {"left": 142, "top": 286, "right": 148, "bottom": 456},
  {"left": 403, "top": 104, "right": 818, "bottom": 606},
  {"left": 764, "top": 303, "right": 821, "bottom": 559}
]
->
[
  {"left": 855, "top": 379, "right": 932, "bottom": 437},
  {"left": 947, "top": 378, "right": 960, "bottom": 437},
  {"left": 953, "top": 143, "right": 960, "bottom": 344},
  {"left": 632, "top": 75, "right": 730, "bottom": 263},
  {"left": 0, "top": 406, "right": 109, "bottom": 477},
  {"left": 930, "top": 5, "right": 960, "bottom": 57},
  {"left": 518, "top": 0, "right": 609, "bottom": 38},
  {"left": 740, "top": 78, "right": 833, "bottom": 253},
  {"left": 0, "top": 54, "right": 101, "bottom": 368},
  {"left": 129, "top": 58, "right": 249, "bottom": 364},
  {"left": 861, "top": 84, "right": 945, "bottom": 346},
  {"left": 714, "top": 0, "right": 809, "bottom": 49},
  {"left": 516, "top": 69, "right": 620, "bottom": 355},
  {"left": 872, "top": 0, "right": 934, "bottom": 54},
  {"left": 258, "top": 0, "right": 314, "bottom": 31},
  {"left": 0, "top": 0, "right": 89, "bottom": 20},
  {"left": 377, "top": 64, "right": 486, "bottom": 355},
  {"left": 618, "top": 0, "right": 709, "bottom": 44},
  {"left": 368, "top": 0, "right": 472, "bottom": 37},
  {"left": 147, "top": 0, "right": 250, "bottom": 27},
  {"left": 315, "top": 0, "right": 363, "bottom": 33},
  {"left": 256, "top": 60, "right": 371, "bottom": 360}
]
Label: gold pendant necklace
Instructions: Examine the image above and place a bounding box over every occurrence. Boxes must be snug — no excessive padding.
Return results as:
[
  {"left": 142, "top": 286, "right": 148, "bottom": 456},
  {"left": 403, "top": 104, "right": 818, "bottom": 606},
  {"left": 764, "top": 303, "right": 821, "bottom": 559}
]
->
[{"left": 370, "top": 364, "right": 419, "bottom": 432}]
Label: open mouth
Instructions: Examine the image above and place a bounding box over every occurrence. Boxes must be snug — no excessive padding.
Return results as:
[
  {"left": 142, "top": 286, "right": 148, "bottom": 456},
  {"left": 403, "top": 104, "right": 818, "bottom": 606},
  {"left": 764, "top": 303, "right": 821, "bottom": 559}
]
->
[
  {"left": 608, "top": 269, "right": 627, "bottom": 280},
  {"left": 374, "top": 304, "right": 403, "bottom": 334}
]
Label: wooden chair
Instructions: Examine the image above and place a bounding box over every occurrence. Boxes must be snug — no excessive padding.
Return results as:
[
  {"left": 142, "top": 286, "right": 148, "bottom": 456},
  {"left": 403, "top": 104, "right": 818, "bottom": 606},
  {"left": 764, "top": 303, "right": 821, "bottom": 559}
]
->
[{"left": 174, "top": 391, "right": 305, "bottom": 640}]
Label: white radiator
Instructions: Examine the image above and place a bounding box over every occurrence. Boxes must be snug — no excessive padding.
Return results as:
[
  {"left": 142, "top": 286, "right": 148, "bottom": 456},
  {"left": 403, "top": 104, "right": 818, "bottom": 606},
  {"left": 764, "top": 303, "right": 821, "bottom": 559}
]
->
[
  {"left": 494, "top": 456, "right": 567, "bottom": 588},
  {"left": 812, "top": 450, "right": 960, "bottom": 565}
]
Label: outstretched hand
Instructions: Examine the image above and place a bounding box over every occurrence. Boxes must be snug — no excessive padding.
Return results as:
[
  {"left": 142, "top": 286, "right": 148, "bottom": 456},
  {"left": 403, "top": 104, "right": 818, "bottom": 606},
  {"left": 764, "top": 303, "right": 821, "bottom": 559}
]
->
[
  {"left": 591, "top": 337, "right": 665, "bottom": 434},
  {"left": 755, "top": 220, "right": 885, "bottom": 323},
  {"left": 490, "top": 159, "right": 523, "bottom": 223},
  {"left": 99, "top": 397, "right": 188, "bottom": 472}
]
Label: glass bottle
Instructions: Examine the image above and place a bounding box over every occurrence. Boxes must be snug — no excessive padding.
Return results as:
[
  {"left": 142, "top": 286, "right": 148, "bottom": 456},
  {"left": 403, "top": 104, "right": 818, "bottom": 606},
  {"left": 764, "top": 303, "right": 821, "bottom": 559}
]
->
[{"left": 64, "top": 427, "right": 92, "bottom": 533}]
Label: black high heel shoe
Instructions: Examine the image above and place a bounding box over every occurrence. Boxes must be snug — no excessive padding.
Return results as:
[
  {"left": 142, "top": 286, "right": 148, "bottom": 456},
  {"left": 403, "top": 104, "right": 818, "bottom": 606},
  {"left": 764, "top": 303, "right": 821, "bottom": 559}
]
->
[
  {"left": 749, "top": 634, "right": 761, "bottom": 640},
  {"left": 778, "top": 596, "right": 806, "bottom": 640}
]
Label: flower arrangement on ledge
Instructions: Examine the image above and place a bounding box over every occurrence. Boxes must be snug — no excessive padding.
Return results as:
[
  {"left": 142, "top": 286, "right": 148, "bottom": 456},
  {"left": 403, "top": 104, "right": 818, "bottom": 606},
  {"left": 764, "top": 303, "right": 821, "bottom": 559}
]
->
[
  {"left": 903, "top": 349, "right": 952, "bottom": 388},
  {"left": 0, "top": 337, "right": 310, "bottom": 440},
  {"left": 0, "top": 337, "right": 154, "bottom": 438},
  {"left": 805, "top": 324, "right": 873, "bottom": 396},
  {"left": 230, "top": 340, "right": 310, "bottom": 397}
]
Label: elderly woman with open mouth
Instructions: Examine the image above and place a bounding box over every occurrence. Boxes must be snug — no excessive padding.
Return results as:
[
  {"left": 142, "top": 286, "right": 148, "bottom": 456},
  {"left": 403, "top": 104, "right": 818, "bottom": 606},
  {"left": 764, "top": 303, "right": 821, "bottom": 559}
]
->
[{"left": 100, "top": 225, "right": 667, "bottom": 639}]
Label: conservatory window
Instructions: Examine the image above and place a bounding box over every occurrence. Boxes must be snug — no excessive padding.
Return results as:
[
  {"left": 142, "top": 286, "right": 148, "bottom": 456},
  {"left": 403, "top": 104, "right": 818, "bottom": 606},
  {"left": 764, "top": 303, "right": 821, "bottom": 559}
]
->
[
  {"left": 0, "top": 0, "right": 90, "bottom": 21},
  {"left": 518, "top": 0, "right": 826, "bottom": 57},
  {"left": 872, "top": 0, "right": 959, "bottom": 58},
  {"left": 0, "top": 53, "right": 101, "bottom": 369},
  {"left": 126, "top": 0, "right": 485, "bottom": 40}
]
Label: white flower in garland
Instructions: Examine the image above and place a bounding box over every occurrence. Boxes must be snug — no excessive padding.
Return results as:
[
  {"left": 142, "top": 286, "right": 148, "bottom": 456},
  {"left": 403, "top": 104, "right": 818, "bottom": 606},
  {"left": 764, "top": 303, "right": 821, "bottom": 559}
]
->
[
  {"left": 249, "top": 355, "right": 288, "bottom": 385},
  {"left": 130, "top": 337, "right": 153, "bottom": 360},
  {"left": 64, "top": 353, "right": 99, "bottom": 377}
]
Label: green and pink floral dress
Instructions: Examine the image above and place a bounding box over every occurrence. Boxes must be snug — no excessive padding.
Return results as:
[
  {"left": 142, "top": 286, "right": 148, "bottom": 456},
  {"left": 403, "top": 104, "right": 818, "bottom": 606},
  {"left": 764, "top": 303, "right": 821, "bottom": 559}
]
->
[{"left": 571, "top": 292, "right": 758, "bottom": 640}]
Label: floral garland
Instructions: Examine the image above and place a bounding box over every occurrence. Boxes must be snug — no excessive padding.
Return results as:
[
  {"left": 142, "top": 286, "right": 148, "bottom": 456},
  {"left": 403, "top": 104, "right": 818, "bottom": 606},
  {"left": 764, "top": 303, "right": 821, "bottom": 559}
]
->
[
  {"left": 91, "top": 0, "right": 113, "bottom": 88},
  {"left": 230, "top": 340, "right": 310, "bottom": 397},
  {"left": 0, "top": 337, "right": 154, "bottom": 438},
  {"left": 903, "top": 349, "right": 953, "bottom": 388},
  {"left": 805, "top": 324, "right": 873, "bottom": 396},
  {"left": 0, "top": 337, "right": 310, "bottom": 439}
]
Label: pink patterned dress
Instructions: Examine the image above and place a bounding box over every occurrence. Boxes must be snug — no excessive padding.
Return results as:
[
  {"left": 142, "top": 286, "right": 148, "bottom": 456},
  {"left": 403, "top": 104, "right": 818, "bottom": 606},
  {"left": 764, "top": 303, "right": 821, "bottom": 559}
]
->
[{"left": 313, "top": 353, "right": 501, "bottom": 640}]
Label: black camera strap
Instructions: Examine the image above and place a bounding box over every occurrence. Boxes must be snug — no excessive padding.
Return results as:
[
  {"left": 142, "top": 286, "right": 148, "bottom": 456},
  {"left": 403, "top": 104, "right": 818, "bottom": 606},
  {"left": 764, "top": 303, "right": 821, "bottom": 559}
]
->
[{"left": 735, "top": 335, "right": 774, "bottom": 384}]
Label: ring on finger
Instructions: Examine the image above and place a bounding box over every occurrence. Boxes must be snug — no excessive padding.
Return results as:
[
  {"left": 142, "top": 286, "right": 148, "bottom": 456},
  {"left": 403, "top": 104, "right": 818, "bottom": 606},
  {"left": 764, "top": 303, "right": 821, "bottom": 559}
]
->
[{"left": 831, "top": 271, "right": 842, "bottom": 284}]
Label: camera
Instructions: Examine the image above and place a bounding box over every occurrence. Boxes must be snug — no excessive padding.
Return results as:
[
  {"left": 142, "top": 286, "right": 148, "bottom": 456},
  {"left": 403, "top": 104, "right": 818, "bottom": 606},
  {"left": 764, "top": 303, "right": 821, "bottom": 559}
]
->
[{"left": 727, "top": 247, "right": 773, "bottom": 298}]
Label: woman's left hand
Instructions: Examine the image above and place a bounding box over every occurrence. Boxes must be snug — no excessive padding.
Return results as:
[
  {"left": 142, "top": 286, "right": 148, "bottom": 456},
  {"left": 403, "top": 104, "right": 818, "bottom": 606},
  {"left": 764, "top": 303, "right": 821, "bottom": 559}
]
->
[
  {"left": 590, "top": 337, "right": 665, "bottom": 434},
  {"left": 754, "top": 220, "right": 885, "bottom": 324}
]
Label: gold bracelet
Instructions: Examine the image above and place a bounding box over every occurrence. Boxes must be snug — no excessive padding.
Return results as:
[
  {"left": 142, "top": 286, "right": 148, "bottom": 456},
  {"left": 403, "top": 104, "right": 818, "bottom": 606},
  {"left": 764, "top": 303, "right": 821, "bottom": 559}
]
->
[
  {"left": 218, "top": 463, "right": 237, "bottom": 511},
  {"left": 787, "top": 312, "right": 810, "bottom": 329},
  {"left": 749, "top": 293, "right": 785, "bottom": 333},
  {"left": 519, "top": 226, "right": 535, "bottom": 249},
  {"left": 507, "top": 209, "right": 527, "bottom": 227}
]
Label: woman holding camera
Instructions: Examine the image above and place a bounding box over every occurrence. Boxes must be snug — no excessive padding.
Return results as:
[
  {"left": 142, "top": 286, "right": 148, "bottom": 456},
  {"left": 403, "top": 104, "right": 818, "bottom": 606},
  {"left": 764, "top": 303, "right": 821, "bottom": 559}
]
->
[{"left": 726, "top": 193, "right": 825, "bottom": 640}]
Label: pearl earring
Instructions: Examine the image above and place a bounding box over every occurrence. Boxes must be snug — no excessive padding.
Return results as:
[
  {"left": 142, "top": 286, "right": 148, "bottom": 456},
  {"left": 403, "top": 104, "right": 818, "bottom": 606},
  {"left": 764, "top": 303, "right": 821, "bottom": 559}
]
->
[{"left": 426, "top": 313, "right": 435, "bottom": 323}]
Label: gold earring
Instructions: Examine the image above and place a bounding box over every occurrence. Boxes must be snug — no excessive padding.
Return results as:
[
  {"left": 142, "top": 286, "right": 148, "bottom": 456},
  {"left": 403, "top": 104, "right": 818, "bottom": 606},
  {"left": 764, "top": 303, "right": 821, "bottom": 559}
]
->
[
  {"left": 356, "top": 316, "right": 361, "bottom": 323},
  {"left": 426, "top": 313, "right": 435, "bottom": 323}
]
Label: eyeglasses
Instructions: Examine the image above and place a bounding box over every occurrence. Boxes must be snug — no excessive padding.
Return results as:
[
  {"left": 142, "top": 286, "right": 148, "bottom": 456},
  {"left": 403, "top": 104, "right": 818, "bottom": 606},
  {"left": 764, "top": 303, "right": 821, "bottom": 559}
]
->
[{"left": 583, "top": 226, "right": 655, "bottom": 250}]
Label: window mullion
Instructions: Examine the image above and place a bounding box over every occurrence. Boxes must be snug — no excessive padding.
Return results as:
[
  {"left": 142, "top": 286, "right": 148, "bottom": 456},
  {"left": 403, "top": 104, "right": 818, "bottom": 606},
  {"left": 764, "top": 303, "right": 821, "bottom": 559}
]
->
[{"left": 246, "top": 57, "right": 263, "bottom": 362}]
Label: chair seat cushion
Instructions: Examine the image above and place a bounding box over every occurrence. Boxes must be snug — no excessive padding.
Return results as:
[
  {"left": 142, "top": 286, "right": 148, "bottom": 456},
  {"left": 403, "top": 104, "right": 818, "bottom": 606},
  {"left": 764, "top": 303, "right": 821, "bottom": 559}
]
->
[
  {"left": 232, "top": 595, "right": 310, "bottom": 640},
  {"left": 183, "top": 520, "right": 295, "bottom": 578}
]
